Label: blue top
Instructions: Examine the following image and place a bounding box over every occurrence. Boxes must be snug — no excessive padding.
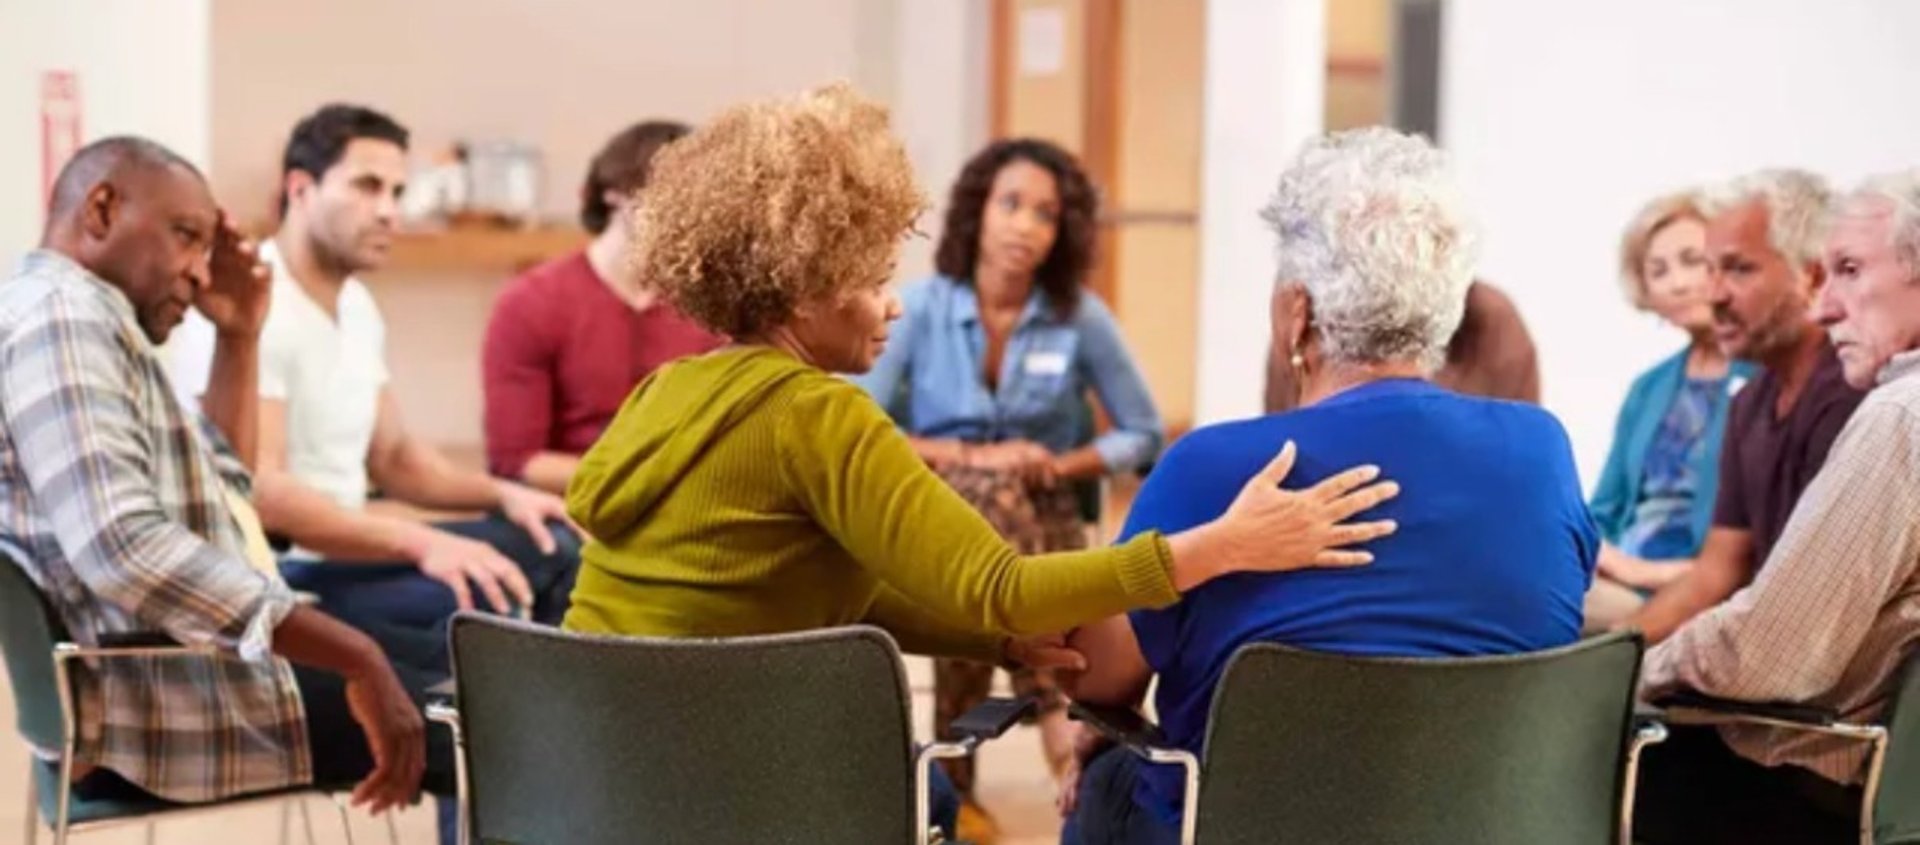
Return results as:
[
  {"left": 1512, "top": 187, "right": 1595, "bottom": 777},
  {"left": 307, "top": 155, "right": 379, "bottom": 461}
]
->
[
  {"left": 1618, "top": 377, "right": 1725, "bottom": 560},
  {"left": 1124, "top": 379, "right": 1597, "bottom": 827},
  {"left": 1589, "top": 349, "right": 1755, "bottom": 557},
  {"left": 854, "top": 275, "right": 1163, "bottom": 473}
]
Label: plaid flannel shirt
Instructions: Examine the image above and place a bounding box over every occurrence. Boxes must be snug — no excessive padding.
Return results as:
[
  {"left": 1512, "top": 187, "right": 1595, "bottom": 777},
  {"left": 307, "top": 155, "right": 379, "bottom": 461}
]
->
[
  {"left": 1644, "top": 349, "right": 1920, "bottom": 784},
  {"left": 0, "top": 250, "right": 308, "bottom": 802}
]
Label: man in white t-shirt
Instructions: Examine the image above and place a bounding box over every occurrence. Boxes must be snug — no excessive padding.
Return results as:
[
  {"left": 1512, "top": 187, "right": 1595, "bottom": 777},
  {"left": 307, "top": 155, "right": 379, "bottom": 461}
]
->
[{"left": 172, "top": 104, "right": 578, "bottom": 627}]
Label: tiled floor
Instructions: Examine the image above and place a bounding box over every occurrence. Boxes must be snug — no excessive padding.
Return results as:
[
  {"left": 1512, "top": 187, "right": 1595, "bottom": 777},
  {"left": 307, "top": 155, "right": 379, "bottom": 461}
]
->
[{"left": 0, "top": 657, "right": 1066, "bottom": 844}]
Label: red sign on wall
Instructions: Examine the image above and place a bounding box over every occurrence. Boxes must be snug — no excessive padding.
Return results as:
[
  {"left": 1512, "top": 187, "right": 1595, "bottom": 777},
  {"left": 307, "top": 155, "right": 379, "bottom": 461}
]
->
[{"left": 41, "top": 71, "right": 83, "bottom": 207}]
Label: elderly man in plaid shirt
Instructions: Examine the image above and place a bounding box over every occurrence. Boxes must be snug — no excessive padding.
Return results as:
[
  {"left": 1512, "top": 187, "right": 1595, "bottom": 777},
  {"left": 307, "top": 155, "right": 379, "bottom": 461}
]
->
[
  {"left": 1635, "top": 169, "right": 1920, "bottom": 843},
  {"left": 0, "top": 138, "right": 449, "bottom": 838}
]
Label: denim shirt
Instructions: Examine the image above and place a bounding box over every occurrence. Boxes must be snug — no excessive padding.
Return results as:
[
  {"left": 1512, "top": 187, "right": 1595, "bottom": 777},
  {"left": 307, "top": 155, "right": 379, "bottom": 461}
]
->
[{"left": 854, "top": 274, "right": 1163, "bottom": 473}]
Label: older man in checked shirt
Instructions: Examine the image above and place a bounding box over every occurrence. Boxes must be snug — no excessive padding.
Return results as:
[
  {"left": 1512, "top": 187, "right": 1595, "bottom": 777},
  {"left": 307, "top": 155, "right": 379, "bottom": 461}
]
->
[
  {"left": 0, "top": 137, "right": 450, "bottom": 840},
  {"left": 1634, "top": 169, "right": 1920, "bottom": 844}
]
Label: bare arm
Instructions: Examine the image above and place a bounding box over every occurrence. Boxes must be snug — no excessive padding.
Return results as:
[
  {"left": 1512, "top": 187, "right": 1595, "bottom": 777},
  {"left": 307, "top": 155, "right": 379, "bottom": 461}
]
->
[
  {"left": 271, "top": 606, "right": 425, "bottom": 814},
  {"left": 251, "top": 393, "right": 535, "bottom": 612},
  {"left": 366, "top": 389, "right": 502, "bottom": 511},
  {"left": 518, "top": 451, "right": 583, "bottom": 496},
  {"left": 250, "top": 397, "right": 432, "bottom": 561},
  {"left": 1049, "top": 446, "right": 1110, "bottom": 483},
  {"left": 905, "top": 436, "right": 967, "bottom": 468},
  {"left": 1059, "top": 614, "right": 1153, "bottom": 706},
  {"left": 192, "top": 213, "right": 272, "bottom": 468},
  {"left": 1620, "top": 527, "right": 1755, "bottom": 644},
  {"left": 200, "top": 332, "right": 262, "bottom": 467}
]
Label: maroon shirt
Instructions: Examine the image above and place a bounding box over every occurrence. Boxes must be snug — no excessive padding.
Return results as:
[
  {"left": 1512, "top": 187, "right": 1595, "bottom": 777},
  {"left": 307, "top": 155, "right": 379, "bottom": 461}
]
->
[
  {"left": 1712, "top": 342, "right": 1867, "bottom": 565},
  {"left": 482, "top": 251, "right": 723, "bottom": 478}
]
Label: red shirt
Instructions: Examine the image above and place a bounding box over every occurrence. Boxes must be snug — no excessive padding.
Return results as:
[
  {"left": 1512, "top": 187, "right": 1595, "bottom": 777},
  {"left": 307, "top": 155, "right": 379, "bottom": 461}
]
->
[{"left": 482, "top": 251, "right": 724, "bottom": 477}]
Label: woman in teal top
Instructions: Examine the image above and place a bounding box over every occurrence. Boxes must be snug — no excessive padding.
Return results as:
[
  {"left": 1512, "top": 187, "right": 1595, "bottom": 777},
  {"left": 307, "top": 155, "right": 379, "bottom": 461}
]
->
[{"left": 1587, "top": 192, "right": 1755, "bottom": 628}]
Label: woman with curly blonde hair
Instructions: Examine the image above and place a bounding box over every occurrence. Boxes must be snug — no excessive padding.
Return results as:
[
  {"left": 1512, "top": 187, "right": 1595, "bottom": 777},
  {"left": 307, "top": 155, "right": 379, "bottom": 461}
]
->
[{"left": 559, "top": 85, "right": 1397, "bottom": 813}]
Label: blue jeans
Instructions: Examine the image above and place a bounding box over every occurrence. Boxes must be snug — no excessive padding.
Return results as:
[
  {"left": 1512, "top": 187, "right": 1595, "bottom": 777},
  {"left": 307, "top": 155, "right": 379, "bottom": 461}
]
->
[
  {"left": 280, "top": 515, "right": 582, "bottom": 635},
  {"left": 926, "top": 753, "right": 961, "bottom": 839},
  {"left": 1061, "top": 747, "right": 1180, "bottom": 845}
]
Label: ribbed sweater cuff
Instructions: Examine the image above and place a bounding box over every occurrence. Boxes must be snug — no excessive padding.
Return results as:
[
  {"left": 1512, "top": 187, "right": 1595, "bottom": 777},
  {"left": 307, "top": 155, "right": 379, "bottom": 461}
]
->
[{"left": 1114, "top": 532, "right": 1180, "bottom": 609}]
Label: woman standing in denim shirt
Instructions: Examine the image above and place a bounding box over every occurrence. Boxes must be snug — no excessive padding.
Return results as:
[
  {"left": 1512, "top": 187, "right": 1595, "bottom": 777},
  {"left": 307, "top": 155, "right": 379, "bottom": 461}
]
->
[
  {"left": 1586, "top": 191, "right": 1754, "bottom": 629},
  {"left": 857, "top": 138, "right": 1163, "bottom": 836}
]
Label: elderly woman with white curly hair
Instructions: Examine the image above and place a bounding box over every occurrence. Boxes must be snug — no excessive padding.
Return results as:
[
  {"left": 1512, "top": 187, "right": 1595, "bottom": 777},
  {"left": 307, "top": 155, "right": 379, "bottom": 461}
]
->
[{"left": 1054, "top": 128, "right": 1599, "bottom": 845}]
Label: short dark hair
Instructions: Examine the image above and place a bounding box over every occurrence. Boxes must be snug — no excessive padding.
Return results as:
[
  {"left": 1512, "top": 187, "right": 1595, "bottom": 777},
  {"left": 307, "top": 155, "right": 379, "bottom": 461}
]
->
[
  {"left": 933, "top": 138, "right": 1100, "bottom": 318},
  {"left": 278, "top": 104, "right": 409, "bottom": 217},
  {"left": 580, "top": 120, "right": 691, "bottom": 234}
]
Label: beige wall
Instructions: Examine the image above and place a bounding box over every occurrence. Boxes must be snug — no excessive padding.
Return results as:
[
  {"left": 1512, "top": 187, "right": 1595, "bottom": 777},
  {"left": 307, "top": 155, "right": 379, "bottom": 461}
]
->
[
  {"left": 208, "top": 0, "right": 906, "bottom": 451},
  {"left": 1004, "top": 0, "right": 1088, "bottom": 149},
  {"left": 1111, "top": 0, "right": 1203, "bottom": 431},
  {"left": 1326, "top": 0, "right": 1389, "bottom": 129},
  {"left": 210, "top": 0, "right": 889, "bottom": 225},
  {"left": 994, "top": 0, "right": 1205, "bottom": 433}
]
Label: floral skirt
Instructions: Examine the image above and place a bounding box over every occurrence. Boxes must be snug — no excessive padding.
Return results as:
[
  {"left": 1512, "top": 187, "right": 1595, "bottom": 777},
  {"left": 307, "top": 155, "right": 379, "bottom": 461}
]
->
[{"left": 929, "top": 464, "right": 1088, "bottom": 797}]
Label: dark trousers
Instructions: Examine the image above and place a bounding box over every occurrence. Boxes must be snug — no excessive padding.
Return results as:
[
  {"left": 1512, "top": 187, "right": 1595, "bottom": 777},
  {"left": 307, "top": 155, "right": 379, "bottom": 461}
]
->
[
  {"left": 1061, "top": 746, "right": 1180, "bottom": 845},
  {"left": 72, "top": 616, "right": 461, "bottom": 845},
  {"left": 1634, "top": 724, "right": 1861, "bottom": 844},
  {"left": 281, "top": 515, "right": 581, "bottom": 632}
]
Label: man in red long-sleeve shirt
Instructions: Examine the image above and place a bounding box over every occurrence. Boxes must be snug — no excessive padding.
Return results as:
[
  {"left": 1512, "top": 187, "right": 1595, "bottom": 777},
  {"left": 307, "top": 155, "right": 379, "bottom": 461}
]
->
[{"left": 483, "top": 121, "right": 724, "bottom": 494}]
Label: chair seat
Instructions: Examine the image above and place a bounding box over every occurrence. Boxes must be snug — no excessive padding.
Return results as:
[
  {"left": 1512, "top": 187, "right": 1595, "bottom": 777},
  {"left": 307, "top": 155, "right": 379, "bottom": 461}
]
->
[{"left": 33, "top": 762, "right": 316, "bottom": 827}]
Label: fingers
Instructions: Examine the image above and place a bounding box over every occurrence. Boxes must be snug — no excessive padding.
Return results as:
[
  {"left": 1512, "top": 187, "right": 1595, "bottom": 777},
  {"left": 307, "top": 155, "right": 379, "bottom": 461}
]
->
[
  {"left": 494, "top": 555, "right": 535, "bottom": 610},
  {"left": 468, "top": 558, "right": 514, "bottom": 614},
  {"left": 1250, "top": 440, "right": 1300, "bottom": 487},
  {"left": 1321, "top": 480, "right": 1401, "bottom": 522},
  {"left": 441, "top": 568, "right": 475, "bottom": 612},
  {"left": 1311, "top": 549, "right": 1376, "bottom": 567},
  {"left": 522, "top": 514, "right": 558, "bottom": 556},
  {"left": 1326, "top": 518, "right": 1398, "bottom": 547},
  {"left": 351, "top": 728, "right": 406, "bottom": 814},
  {"left": 1302, "top": 463, "right": 1383, "bottom": 503},
  {"left": 1027, "top": 645, "right": 1088, "bottom": 672}
]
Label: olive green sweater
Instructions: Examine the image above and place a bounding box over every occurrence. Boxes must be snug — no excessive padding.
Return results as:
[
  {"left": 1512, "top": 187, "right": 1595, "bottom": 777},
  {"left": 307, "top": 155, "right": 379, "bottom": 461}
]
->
[{"left": 562, "top": 346, "right": 1179, "bottom": 659}]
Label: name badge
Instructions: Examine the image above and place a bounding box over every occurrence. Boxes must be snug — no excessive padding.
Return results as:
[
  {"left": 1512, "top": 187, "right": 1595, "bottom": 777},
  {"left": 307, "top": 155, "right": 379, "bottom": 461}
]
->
[
  {"left": 1728, "top": 375, "right": 1750, "bottom": 397},
  {"left": 1024, "top": 351, "right": 1070, "bottom": 376}
]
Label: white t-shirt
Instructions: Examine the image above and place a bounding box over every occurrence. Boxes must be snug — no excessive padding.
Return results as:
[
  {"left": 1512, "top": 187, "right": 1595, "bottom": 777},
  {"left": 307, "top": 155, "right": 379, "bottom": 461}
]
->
[{"left": 169, "top": 239, "right": 391, "bottom": 511}]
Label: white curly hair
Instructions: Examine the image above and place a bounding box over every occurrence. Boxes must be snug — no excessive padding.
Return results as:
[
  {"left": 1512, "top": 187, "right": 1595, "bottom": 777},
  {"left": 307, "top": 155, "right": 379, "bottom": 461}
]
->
[
  {"left": 1261, "top": 127, "right": 1478, "bottom": 372},
  {"left": 1840, "top": 168, "right": 1920, "bottom": 277},
  {"left": 1699, "top": 169, "right": 1833, "bottom": 269}
]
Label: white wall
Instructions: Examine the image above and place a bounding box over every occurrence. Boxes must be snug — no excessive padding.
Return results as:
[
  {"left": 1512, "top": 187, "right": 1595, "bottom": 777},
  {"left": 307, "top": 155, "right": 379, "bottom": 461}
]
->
[
  {"left": 1194, "top": 0, "right": 1326, "bottom": 425},
  {"left": 1443, "top": 0, "right": 1920, "bottom": 490},
  {"left": 890, "top": 0, "right": 992, "bottom": 282},
  {"left": 0, "top": 0, "right": 211, "bottom": 264}
]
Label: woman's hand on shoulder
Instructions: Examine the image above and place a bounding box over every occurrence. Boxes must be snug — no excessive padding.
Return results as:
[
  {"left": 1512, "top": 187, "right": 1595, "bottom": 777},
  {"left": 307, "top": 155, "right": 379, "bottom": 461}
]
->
[{"left": 1167, "top": 440, "right": 1401, "bottom": 589}]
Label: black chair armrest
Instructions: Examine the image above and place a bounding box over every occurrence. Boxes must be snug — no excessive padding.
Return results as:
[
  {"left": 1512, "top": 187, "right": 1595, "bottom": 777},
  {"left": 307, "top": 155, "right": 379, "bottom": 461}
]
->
[
  {"left": 1068, "top": 700, "right": 1169, "bottom": 753},
  {"left": 950, "top": 696, "right": 1037, "bottom": 742},
  {"left": 95, "top": 631, "right": 185, "bottom": 648},
  {"left": 1652, "top": 690, "right": 1839, "bottom": 726}
]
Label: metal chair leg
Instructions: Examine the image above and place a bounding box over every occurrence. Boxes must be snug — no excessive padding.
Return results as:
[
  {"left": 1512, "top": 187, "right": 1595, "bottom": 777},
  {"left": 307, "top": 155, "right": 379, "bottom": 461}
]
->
[
  {"left": 142, "top": 820, "right": 157, "bottom": 845},
  {"left": 50, "top": 763, "right": 69, "bottom": 845},
  {"left": 278, "top": 799, "right": 292, "bottom": 845},
  {"left": 297, "top": 795, "right": 319, "bottom": 845},
  {"left": 332, "top": 793, "right": 359, "bottom": 845},
  {"left": 23, "top": 758, "right": 38, "bottom": 845},
  {"left": 384, "top": 810, "right": 400, "bottom": 845}
]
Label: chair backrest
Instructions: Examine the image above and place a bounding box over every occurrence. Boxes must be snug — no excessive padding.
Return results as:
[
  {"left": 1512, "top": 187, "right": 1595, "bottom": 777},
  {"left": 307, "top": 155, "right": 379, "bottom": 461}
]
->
[
  {"left": 1194, "top": 631, "right": 1644, "bottom": 845},
  {"left": 0, "top": 547, "right": 69, "bottom": 750},
  {"left": 449, "top": 615, "right": 918, "bottom": 845},
  {"left": 1871, "top": 649, "right": 1920, "bottom": 843}
]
